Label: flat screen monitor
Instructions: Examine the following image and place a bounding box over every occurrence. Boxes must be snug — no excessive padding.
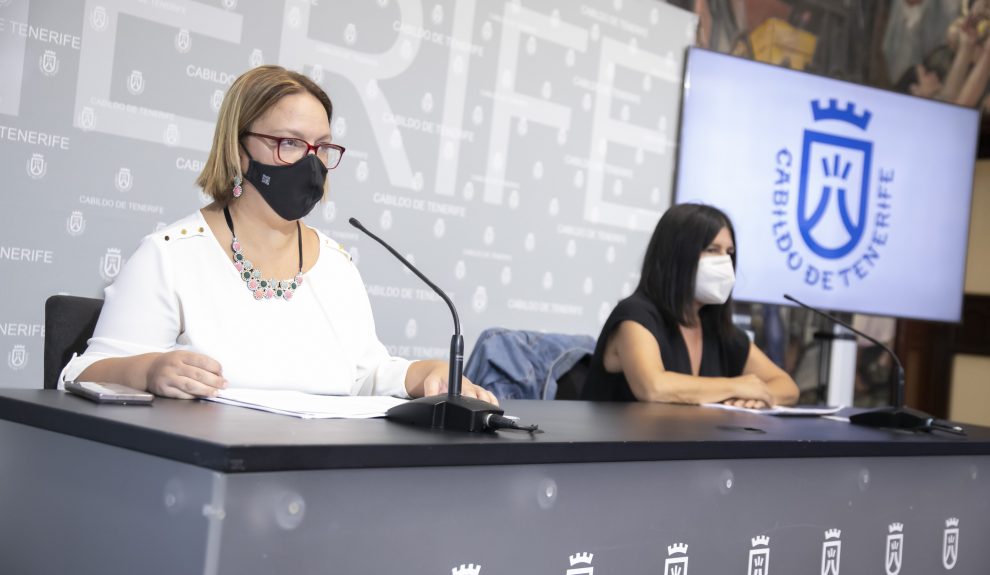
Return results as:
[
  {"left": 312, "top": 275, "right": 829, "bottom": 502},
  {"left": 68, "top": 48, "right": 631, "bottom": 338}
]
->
[{"left": 674, "top": 48, "right": 979, "bottom": 322}]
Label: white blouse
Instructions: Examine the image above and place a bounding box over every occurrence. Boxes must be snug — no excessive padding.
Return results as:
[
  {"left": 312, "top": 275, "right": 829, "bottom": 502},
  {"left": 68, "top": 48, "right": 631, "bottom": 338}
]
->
[{"left": 60, "top": 211, "right": 411, "bottom": 397}]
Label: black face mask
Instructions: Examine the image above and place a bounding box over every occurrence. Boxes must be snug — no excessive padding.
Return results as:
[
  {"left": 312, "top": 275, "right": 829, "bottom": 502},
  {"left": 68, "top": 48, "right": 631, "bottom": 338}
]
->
[{"left": 242, "top": 150, "right": 328, "bottom": 221}]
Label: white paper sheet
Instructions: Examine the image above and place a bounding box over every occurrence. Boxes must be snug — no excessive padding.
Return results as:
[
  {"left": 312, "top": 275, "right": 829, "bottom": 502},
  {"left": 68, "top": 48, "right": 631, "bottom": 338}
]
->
[
  {"left": 702, "top": 403, "right": 844, "bottom": 417},
  {"left": 204, "top": 389, "right": 407, "bottom": 419}
]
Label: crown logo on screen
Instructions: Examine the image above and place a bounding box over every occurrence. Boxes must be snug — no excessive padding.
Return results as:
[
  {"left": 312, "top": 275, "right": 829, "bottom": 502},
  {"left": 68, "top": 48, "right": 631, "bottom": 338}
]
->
[
  {"left": 569, "top": 553, "right": 594, "bottom": 566},
  {"left": 451, "top": 564, "right": 481, "bottom": 575},
  {"left": 667, "top": 543, "right": 688, "bottom": 555},
  {"left": 751, "top": 535, "right": 770, "bottom": 547},
  {"left": 945, "top": 517, "right": 959, "bottom": 528},
  {"left": 811, "top": 99, "right": 872, "bottom": 130},
  {"left": 888, "top": 523, "right": 903, "bottom": 533},
  {"left": 825, "top": 529, "right": 841, "bottom": 540}
]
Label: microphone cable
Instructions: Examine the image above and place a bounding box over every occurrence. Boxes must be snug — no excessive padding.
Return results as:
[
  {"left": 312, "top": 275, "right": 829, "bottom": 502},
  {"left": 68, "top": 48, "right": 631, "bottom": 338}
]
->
[{"left": 484, "top": 413, "right": 540, "bottom": 433}]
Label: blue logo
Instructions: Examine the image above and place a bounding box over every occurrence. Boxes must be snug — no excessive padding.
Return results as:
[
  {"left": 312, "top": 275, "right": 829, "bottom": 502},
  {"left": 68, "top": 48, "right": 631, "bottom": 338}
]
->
[
  {"left": 798, "top": 100, "right": 873, "bottom": 259},
  {"left": 770, "top": 99, "right": 893, "bottom": 292}
]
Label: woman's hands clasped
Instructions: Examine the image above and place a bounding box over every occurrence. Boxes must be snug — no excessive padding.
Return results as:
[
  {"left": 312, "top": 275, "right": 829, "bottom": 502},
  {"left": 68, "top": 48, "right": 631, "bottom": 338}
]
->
[{"left": 720, "top": 374, "right": 774, "bottom": 410}]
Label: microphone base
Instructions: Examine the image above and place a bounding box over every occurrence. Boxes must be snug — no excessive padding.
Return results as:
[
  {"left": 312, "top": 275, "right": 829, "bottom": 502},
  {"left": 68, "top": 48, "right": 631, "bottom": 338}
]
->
[
  {"left": 849, "top": 406, "right": 963, "bottom": 434},
  {"left": 386, "top": 394, "right": 504, "bottom": 433}
]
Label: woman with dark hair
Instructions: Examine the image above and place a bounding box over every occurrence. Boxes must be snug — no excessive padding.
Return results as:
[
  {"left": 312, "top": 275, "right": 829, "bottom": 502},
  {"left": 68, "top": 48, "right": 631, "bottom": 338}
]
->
[{"left": 582, "top": 204, "right": 798, "bottom": 407}]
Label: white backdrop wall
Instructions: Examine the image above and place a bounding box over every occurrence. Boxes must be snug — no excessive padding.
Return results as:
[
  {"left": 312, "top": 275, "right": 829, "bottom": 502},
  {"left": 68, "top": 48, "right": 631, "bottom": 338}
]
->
[{"left": 0, "top": 0, "right": 695, "bottom": 388}]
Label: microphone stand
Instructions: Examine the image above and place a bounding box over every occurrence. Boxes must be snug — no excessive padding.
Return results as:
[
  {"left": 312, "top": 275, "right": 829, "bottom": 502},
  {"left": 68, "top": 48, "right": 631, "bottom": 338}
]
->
[
  {"left": 783, "top": 295, "right": 964, "bottom": 435},
  {"left": 350, "top": 218, "right": 505, "bottom": 432}
]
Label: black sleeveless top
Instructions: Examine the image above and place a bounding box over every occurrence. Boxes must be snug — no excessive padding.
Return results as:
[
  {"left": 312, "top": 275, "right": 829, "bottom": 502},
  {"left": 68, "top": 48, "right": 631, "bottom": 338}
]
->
[{"left": 581, "top": 291, "right": 751, "bottom": 402}]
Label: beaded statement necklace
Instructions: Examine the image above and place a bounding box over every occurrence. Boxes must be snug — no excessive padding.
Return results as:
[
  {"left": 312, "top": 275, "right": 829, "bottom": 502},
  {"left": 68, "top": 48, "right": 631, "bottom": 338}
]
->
[{"left": 223, "top": 206, "right": 303, "bottom": 301}]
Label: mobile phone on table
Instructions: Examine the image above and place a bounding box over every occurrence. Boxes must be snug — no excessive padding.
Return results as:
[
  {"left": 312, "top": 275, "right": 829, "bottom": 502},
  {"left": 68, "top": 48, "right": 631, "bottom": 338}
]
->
[{"left": 65, "top": 381, "right": 154, "bottom": 405}]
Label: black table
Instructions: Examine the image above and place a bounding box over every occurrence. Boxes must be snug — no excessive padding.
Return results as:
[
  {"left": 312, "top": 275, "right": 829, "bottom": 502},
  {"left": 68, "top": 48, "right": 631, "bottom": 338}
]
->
[{"left": 1, "top": 389, "right": 988, "bottom": 574}]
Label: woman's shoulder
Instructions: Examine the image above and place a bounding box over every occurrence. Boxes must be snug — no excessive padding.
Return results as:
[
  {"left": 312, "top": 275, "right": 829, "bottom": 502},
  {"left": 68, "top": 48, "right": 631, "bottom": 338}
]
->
[
  {"left": 608, "top": 291, "right": 669, "bottom": 333},
  {"left": 727, "top": 323, "right": 752, "bottom": 352},
  {"left": 144, "top": 211, "right": 211, "bottom": 249},
  {"left": 311, "top": 227, "right": 354, "bottom": 266},
  {"left": 614, "top": 291, "right": 663, "bottom": 320}
]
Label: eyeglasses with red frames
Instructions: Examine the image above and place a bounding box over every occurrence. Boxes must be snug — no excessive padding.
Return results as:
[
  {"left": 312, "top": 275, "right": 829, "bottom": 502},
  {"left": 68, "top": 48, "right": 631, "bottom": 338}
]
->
[{"left": 243, "top": 131, "right": 345, "bottom": 169}]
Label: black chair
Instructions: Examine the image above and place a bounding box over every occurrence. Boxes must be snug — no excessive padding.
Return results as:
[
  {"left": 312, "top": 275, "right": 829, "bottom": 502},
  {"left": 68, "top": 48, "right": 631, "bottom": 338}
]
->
[
  {"left": 554, "top": 354, "right": 592, "bottom": 400},
  {"left": 43, "top": 295, "right": 104, "bottom": 389}
]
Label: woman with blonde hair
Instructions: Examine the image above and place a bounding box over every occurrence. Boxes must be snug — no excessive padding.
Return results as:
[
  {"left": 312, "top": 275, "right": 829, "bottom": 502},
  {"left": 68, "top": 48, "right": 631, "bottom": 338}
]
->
[{"left": 61, "top": 65, "right": 496, "bottom": 404}]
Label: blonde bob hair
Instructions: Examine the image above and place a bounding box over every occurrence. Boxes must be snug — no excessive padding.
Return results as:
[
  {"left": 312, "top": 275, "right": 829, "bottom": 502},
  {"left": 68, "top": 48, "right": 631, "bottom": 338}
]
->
[{"left": 196, "top": 65, "right": 334, "bottom": 203}]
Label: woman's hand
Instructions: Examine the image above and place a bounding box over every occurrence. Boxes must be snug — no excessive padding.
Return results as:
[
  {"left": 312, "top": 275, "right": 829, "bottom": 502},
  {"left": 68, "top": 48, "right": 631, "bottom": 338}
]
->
[
  {"left": 721, "top": 397, "right": 770, "bottom": 409},
  {"left": 409, "top": 360, "right": 499, "bottom": 406},
  {"left": 146, "top": 351, "right": 227, "bottom": 399},
  {"left": 723, "top": 374, "right": 774, "bottom": 408}
]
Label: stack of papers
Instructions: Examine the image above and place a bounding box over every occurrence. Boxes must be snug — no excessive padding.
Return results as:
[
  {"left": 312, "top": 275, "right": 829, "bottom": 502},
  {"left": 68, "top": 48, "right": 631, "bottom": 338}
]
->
[
  {"left": 703, "top": 403, "right": 843, "bottom": 417},
  {"left": 205, "top": 389, "right": 407, "bottom": 419}
]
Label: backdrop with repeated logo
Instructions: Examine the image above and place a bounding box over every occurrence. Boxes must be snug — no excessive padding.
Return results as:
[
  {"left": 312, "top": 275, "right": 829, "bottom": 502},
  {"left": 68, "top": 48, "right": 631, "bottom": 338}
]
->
[{"left": 0, "top": 0, "right": 696, "bottom": 388}]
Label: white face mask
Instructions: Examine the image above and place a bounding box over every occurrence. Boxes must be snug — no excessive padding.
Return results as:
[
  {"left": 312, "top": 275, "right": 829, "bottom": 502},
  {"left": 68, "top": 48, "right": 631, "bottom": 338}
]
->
[{"left": 695, "top": 254, "right": 735, "bottom": 305}]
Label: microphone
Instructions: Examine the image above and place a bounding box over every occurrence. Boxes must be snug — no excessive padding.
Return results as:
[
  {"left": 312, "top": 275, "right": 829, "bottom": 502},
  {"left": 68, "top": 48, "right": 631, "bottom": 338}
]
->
[
  {"left": 783, "top": 294, "right": 964, "bottom": 435},
  {"left": 349, "top": 217, "right": 506, "bottom": 432}
]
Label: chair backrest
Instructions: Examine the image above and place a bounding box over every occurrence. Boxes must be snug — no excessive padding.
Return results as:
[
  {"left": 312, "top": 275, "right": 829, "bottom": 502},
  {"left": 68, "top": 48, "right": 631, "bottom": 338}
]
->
[
  {"left": 44, "top": 295, "right": 104, "bottom": 389},
  {"left": 554, "top": 354, "right": 592, "bottom": 400}
]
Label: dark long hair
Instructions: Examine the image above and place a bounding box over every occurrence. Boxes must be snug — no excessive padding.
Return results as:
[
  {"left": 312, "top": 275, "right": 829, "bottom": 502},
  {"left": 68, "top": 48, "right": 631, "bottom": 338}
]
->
[{"left": 637, "top": 203, "right": 737, "bottom": 336}]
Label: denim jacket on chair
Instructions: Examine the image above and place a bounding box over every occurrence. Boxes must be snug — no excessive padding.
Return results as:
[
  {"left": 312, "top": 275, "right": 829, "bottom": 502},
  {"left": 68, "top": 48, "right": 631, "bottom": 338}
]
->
[{"left": 464, "top": 327, "right": 596, "bottom": 400}]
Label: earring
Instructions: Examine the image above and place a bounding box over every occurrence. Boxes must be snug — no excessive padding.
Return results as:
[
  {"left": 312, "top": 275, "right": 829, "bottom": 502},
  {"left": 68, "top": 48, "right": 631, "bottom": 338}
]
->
[{"left": 232, "top": 175, "right": 242, "bottom": 198}]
